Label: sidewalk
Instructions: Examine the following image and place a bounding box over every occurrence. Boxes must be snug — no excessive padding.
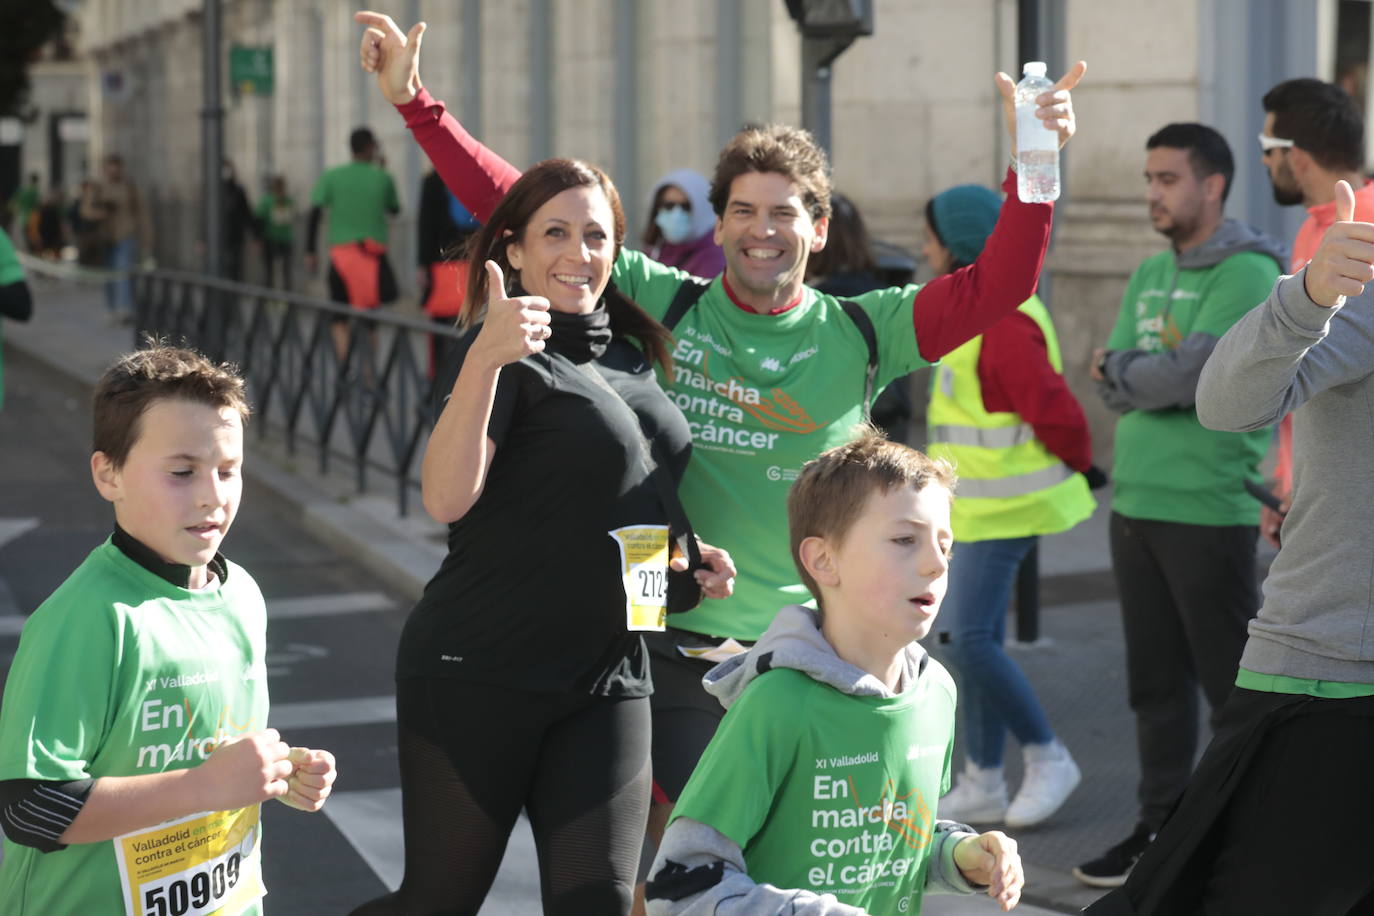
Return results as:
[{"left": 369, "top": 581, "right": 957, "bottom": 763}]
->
[{"left": 5, "top": 274, "right": 1190, "bottom": 914}]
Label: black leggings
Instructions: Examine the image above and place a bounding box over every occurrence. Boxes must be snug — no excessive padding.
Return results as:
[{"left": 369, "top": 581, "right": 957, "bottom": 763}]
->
[{"left": 348, "top": 678, "right": 651, "bottom": 916}]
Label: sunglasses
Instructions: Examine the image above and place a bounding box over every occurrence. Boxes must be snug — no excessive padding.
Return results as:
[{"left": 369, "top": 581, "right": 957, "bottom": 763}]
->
[{"left": 1257, "top": 133, "right": 1296, "bottom": 153}]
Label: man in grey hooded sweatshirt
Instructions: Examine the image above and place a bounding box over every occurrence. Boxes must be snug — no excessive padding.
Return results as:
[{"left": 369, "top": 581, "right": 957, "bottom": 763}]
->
[
  {"left": 1077, "top": 122, "right": 1290, "bottom": 889},
  {"left": 1085, "top": 181, "right": 1374, "bottom": 913}
]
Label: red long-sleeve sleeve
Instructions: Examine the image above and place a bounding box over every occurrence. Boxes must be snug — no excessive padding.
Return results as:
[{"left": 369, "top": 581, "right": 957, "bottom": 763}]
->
[
  {"left": 911, "top": 169, "right": 1053, "bottom": 362},
  {"left": 977, "top": 311, "right": 1093, "bottom": 471},
  {"left": 396, "top": 88, "right": 522, "bottom": 223}
]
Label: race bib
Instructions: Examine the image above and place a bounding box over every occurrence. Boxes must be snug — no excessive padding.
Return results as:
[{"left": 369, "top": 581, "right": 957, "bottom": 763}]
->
[
  {"left": 609, "top": 525, "right": 670, "bottom": 632},
  {"left": 114, "top": 806, "right": 265, "bottom": 916}
]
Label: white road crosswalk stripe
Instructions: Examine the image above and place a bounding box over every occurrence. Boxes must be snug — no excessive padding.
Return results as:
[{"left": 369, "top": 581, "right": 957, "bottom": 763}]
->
[
  {"left": 270, "top": 696, "right": 395, "bottom": 730},
  {"left": 0, "top": 518, "right": 40, "bottom": 551},
  {"left": 1, "top": 590, "right": 400, "bottom": 639},
  {"left": 324, "top": 788, "right": 540, "bottom": 914},
  {"left": 268, "top": 591, "right": 397, "bottom": 619}
]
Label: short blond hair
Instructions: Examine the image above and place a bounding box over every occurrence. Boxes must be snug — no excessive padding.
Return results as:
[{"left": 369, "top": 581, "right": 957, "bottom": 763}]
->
[{"left": 787, "top": 427, "right": 956, "bottom": 603}]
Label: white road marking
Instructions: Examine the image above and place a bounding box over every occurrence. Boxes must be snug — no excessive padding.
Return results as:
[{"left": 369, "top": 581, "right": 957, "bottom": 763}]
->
[
  {"left": 269, "top": 695, "right": 395, "bottom": 730},
  {"left": 268, "top": 591, "right": 397, "bottom": 619},
  {"left": 0, "top": 518, "right": 39, "bottom": 550},
  {"left": 324, "top": 789, "right": 541, "bottom": 913}
]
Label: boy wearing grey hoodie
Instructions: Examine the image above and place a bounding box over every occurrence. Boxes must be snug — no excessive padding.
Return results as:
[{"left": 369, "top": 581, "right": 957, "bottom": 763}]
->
[{"left": 645, "top": 431, "right": 1023, "bottom": 915}]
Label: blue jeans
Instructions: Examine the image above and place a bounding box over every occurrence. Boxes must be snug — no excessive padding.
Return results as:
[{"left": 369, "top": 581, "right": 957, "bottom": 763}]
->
[
  {"left": 941, "top": 535, "right": 1055, "bottom": 769},
  {"left": 104, "top": 237, "right": 135, "bottom": 314}
]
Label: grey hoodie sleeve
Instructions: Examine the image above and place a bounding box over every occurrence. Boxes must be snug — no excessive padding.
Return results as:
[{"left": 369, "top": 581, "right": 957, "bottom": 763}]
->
[
  {"left": 1197, "top": 273, "right": 1374, "bottom": 432},
  {"left": 927, "top": 820, "right": 984, "bottom": 895},
  {"left": 1097, "top": 333, "right": 1220, "bottom": 411},
  {"left": 646, "top": 818, "right": 868, "bottom": 915},
  {"left": 645, "top": 818, "right": 981, "bottom": 915}
]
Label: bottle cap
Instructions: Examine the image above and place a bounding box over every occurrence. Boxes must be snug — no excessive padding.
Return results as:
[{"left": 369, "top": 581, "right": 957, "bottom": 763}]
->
[{"left": 1023, "top": 61, "right": 1048, "bottom": 77}]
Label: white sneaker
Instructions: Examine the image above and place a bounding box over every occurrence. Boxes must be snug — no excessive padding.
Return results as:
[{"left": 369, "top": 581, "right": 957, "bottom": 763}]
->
[
  {"left": 938, "top": 765, "right": 1008, "bottom": 824},
  {"left": 1005, "top": 741, "right": 1080, "bottom": 828}
]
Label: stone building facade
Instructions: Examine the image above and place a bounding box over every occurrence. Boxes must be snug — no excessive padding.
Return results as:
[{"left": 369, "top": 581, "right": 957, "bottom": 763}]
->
[{"left": 46, "top": 0, "right": 1364, "bottom": 453}]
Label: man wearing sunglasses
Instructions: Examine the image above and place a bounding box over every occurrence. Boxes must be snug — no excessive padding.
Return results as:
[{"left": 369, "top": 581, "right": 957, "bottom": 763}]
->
[{"left": 1257, "top": 78, "right": 1371, "bottom": 549}]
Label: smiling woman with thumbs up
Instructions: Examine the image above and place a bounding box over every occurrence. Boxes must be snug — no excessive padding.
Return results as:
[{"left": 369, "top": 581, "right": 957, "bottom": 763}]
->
[{"left": 348, "top": 158, "right": 735, "bottom": 916}]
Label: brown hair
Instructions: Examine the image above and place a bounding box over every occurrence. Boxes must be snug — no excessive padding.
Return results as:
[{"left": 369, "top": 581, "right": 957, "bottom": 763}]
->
[
  {"left": 92, "top": 344, "right": 251, "bottom": 470},
  {"left": 461, "top": 158, "right": 675, "bottom": 372},
  {"left": 709, "top": 124, "right": 832, "bottom": 222},
  {"left": 805, "top": 192, "right": 873, "bottom": 281},
  {"left": 787, "top": 426, "right": 956, "bottom": 603}
]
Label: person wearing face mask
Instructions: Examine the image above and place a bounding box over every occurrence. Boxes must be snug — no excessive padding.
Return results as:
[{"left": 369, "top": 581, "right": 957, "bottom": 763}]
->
[
  {"left": 641, "top": 169, "right": 725, "bottom": 278},
  {"left": 346, "top": 158, "right": 736, "bottom": 916}
]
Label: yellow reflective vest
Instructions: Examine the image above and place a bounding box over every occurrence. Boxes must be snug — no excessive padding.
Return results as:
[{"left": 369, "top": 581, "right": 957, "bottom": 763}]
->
[{"left": 926, "top": 296, "right": 1095, "bottom": 542}]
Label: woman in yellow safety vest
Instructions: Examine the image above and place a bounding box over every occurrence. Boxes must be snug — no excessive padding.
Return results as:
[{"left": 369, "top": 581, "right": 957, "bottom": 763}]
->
[{"left": 922, "top": 184, "right": 1104, "bottom": 829}]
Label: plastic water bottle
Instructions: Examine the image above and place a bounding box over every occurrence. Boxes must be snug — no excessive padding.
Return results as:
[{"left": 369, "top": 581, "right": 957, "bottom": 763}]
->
[{"left": 1015, "top": 61, "right": 1059, "bottom": 203}]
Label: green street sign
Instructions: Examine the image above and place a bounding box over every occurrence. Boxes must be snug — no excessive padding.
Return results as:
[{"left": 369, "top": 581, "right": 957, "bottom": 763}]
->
[{"left": 230, "top": 45, "right": 273, "bottom": 96}]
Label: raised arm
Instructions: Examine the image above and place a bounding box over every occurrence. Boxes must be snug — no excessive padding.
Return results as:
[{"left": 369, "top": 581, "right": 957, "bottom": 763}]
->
[
  {"left": 980, "top": 314, "right": 1092, "bottom": 470},
  {"left": 356, "top": 10, "right": 520, "bottom": 221},
  {"left": 912, "top": 62, "right": 1086, "bottom": 362},
  {"left": 1198, "top": 181, "right": 1374, "bottom": 432}
]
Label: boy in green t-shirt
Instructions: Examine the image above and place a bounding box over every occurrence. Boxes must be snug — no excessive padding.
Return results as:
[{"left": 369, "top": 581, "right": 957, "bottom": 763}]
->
[
  {"left": 0, "top": 346, "right": 337, "bottom": 915},
  {"left": 646, "top": 429, "right": 1022, "bottom": 914}
]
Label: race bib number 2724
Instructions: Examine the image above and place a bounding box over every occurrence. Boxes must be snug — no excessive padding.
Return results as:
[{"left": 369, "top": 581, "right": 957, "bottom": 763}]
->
[
  {"left": 114, "top": 806, "right": 265, "bottom": 916},
  {"left": 608, "top": 524, "right": 670, "bottom": 632}
]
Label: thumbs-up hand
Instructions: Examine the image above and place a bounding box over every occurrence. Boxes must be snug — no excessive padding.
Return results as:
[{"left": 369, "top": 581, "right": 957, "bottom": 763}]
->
[
  {"left": 355, "top": 10, "right": 426, "bottom": 106},
  {"left": 471, "top": 260, "right": 552, "bottom": 367},
  {"left": 1303, "top": 180, "right": 1374, "bottom": 308}
]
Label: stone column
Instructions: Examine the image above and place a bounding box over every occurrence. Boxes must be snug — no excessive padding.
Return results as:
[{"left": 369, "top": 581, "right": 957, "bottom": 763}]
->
[{"left": 1048, "top": 0, "right": 1198, "bottom": 462}]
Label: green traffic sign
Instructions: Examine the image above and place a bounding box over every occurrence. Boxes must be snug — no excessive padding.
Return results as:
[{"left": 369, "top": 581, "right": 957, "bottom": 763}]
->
[{"left": 229, "top": 45, "right": 273, "bottom": 96}]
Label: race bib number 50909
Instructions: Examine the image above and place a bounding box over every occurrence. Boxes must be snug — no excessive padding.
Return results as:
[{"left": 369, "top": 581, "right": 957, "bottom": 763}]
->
[{"left": 115, "top": 806, "right": 266, "bottom": 916}]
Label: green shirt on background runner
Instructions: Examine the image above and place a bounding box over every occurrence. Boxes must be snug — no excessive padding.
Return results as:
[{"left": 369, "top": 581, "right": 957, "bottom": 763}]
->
[{"left": 310, "top": 161, "right": 399, "bottom": 247}]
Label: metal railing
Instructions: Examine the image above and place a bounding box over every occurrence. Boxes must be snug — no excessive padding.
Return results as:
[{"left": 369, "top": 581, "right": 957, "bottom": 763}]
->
[{"left": 134, "top": 270, "right": 463, "bottom": 516}]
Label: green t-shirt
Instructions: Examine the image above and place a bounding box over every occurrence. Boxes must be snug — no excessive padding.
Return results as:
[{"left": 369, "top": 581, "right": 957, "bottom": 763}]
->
[
  {"left": 310, "top": 162, "right": 399, "bottom": 247},
  {"left": 0, "top": 226, "right": 25, "bottom": 412},
  {"left": 0, "top": 541, "right": 271, "bottom": 916},
  {"left": 613, "top": 250, "right": 925, "bottom": 639},
  {"left": 671, "top": 665, "right": 957, "bottom": 913},
  {"left": 1107, "top": 250, "right": 1279, "bottom": 526},
  {"left": 254, "top": 194, "right": 295, "bottom": 245},
  {"left": 9, "top": 184, "right": 38, "bottom": 219}
]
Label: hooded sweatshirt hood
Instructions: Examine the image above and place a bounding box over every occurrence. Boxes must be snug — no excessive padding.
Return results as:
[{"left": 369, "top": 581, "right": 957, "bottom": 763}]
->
[
  {"left": 702, "top": 604, "right": 931, "bottom": 709},
  {"left": 1176, "top": 217, "right": 1289, "bottom": 271},
  {"left": 646, "top": 168, "right": 717, "bottom": 240}
]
